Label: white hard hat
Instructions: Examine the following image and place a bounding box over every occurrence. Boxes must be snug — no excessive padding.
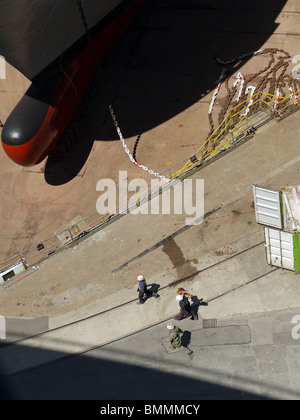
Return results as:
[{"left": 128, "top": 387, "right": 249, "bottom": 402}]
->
[
  {"left": 137, "top": 275, "right": 144, "bottom": 281},
  {"left": 167, "top": 323, "right": 174, "bottom": 330},
  {"left": 176, "top": 294, "right": 183, "bottom": 301}
]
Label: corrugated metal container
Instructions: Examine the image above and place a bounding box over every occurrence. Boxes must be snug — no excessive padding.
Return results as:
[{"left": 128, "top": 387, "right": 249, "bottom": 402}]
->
[
  {"left": 253, "top": 185, "right": 283, "bottom": 229},
  {"left": 264, "top": 226, "right": 300, "bottom": 273},
  {"left": 253, "top": 184, "right": 300, "bottom": 273}
]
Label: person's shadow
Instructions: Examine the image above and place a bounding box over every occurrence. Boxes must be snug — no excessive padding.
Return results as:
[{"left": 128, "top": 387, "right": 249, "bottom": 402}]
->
[
  {"left": 191, "top": 295, "right": 208, "bottom": 318},
  {"left": 181, "top": 330, "right": 192, "bottom": 348},
  {"left": 144, "top": 283, "right": 160, "bottom": 302}
]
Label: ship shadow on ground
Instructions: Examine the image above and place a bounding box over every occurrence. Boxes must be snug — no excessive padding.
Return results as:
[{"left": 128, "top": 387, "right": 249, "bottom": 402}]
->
[
  {"left": 44, "top": 0, "right": 287, "bottom": 185},
  {"left": 0, "top": 344, "right": 271, "bottom": 400}
]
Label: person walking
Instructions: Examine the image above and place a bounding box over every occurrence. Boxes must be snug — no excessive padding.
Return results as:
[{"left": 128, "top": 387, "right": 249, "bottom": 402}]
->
[
  {"left": 132, "top": 275, "right": 147, "bottom": 304},
  {"left": 132, "top": 275, "right": 160, "bottom": 304},
  {"left": 162, "top": 324, "right": 193, "bottom": 355},
  {"left": 174, "top": 294, "right": 198, "bottom": 320}
]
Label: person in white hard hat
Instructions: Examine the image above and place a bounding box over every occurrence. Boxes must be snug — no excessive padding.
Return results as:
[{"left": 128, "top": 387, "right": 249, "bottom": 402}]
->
[
  {"left": 131, "top": 275, "right": 147, "bottom": 304},
  {"left": 175, "top": 294, "right": 198, "bottom": 320},
  {"left": 163, "top": 324, "right": 192, "bottom": 355},
  {"left": 132, "top": 274, "right": 160, "bottom": 304}
]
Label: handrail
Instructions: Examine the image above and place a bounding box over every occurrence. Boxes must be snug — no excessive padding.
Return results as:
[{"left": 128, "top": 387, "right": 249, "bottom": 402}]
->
[{"left": 1, "top": 87, "right": 300, "bottom": 276}]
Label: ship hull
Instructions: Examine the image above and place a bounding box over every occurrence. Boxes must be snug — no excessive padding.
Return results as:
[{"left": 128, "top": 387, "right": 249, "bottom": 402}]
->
[{"left": 1, "top": 0, "right": 146, "bottom": 166}]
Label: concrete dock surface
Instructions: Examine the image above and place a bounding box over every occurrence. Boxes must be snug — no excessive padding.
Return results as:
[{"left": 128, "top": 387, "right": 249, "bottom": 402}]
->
[{"left": 1, "top": 0, "right": 300, "bottom": 400}]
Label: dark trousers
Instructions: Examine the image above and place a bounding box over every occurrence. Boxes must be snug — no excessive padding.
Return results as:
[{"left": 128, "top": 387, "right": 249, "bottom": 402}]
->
[
  {"left": 174, "top": 308, "right": 198, "bottom": 320},
  {"left": 138, "top": 287, "right": 158, "bottom": 303},
  {"left": 138, "top": 289, "right": 146, "bottom": 303}
]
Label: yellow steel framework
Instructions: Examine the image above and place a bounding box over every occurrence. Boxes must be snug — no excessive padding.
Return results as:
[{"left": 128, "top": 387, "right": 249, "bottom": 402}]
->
[{"left": 171, "top": 89, "right": 300, "bottom": 178}]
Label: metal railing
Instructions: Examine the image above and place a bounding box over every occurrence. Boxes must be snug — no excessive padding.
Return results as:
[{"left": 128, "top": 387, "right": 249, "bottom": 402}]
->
[
  {"left": 171, "top": 89, "right": 300, "bottom": 178},
  {"left": 1, "top": 87, "right": 300, "bottom": 281}
]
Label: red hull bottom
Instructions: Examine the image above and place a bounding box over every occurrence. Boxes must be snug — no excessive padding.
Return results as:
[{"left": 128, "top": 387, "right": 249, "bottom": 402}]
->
[{"left": 1, "top": 0, "right": 146, "bottom": 167}]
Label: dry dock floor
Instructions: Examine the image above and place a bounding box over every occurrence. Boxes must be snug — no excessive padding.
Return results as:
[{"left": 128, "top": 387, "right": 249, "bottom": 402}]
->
[{"left": 1, "top": 0, "right": 300, "bottom": 400}]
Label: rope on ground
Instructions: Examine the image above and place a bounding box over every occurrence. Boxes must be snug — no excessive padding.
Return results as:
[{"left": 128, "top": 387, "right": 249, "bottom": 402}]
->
[
  {"left": 75, "top": 0, "right": 170, "bottom": 183},
  {"left": 132, "top": 134, "right": 141, "bottom": 162},
  {"left": 207, "top": 48, "right": 300, "bottom": 151}
]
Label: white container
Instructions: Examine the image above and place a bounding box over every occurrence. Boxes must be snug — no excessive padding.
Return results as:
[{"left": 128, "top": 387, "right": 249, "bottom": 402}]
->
[
  {"left": 253, "top": 185, "right": 283, "bottom": 229},
  {"left": 253, "top": 184, "right": 300, "bottom": 273},
  {"left": 264, "top": 226, "right": 300, "bottom": 273},
  {"left": 0, "top": 258, "right": 28, "bottom": 283}
]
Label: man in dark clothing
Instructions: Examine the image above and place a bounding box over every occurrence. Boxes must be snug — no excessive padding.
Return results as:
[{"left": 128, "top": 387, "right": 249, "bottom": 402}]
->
[
  {"left": 132, "top": 274, "right": 159, "bottom": 304},
  {"left": 132, "top": 275, "right": 147, "bottom": 304},
  {"left": 174, "top": 294, "right": 198, "bottom": 320}
]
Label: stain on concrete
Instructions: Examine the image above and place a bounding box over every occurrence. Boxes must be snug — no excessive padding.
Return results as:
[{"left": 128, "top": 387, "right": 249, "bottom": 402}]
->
[
  {"left": 232, "top": 210, "right": 241, "bottom": 216},
  {"left": 162, "top": 238, "right": 197, "bottom": 279},
  {"left": 214, "top": 246, "right": 235, "bottom": 256}
]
